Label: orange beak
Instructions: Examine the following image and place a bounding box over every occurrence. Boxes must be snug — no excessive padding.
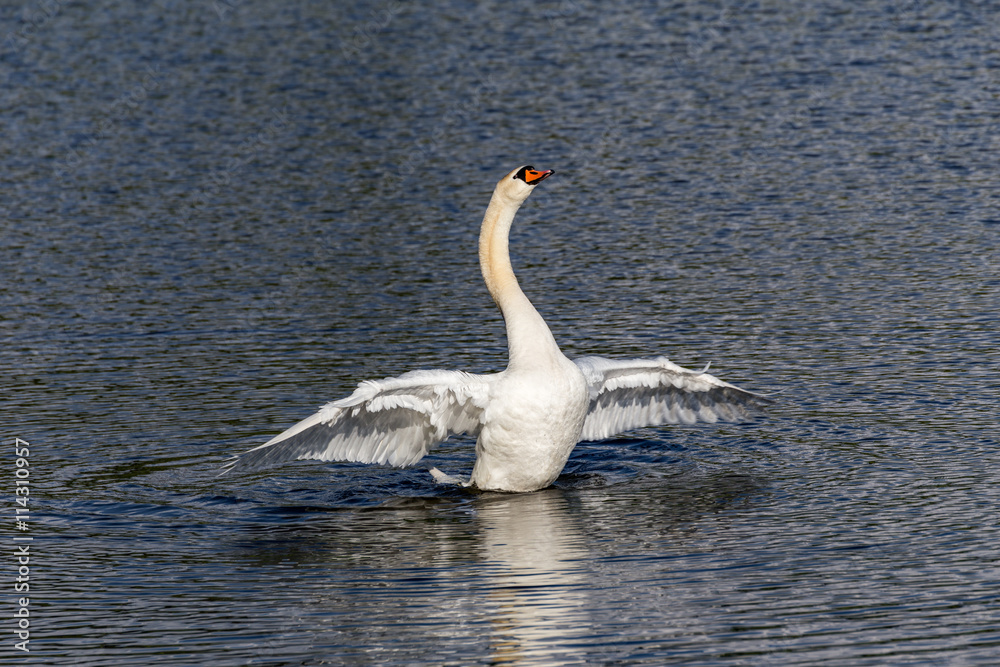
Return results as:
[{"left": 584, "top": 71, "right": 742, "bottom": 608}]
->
[{"left": 524, "top": 168, "right": 554, "bottom": 185}]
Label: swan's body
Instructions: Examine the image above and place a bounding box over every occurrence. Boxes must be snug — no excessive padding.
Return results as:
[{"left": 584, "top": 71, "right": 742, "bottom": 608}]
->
[{"left": 223, "top": 166, "right": 769, "bottom": 492}]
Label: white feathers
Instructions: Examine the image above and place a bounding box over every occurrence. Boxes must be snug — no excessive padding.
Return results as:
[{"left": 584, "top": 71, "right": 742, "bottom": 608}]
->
[
  {"left": 221, "top": 370, "right": 493, "bottom": 474},
  {"left": 573, "top": 356, "right": 770, "bottom": 442},
  {"left": 221, "top": 355, "right": 769, "bottom": 478}
]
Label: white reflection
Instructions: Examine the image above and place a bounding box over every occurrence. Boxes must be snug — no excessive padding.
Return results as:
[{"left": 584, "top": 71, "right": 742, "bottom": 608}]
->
[{"left": 476, "top": 489, "right": 590, "bottom": 665}]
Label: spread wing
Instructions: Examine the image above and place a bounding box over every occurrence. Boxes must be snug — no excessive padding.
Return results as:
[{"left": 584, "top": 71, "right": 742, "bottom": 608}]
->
[
  {"left": 573, "top": 356, "right": 771, "bottom": 441},
  {"left": 221, "top": 369, "right": 494, "bottom": 474}
]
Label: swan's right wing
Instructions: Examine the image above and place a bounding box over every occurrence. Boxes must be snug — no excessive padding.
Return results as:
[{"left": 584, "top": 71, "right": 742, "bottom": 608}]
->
[
  {"left": 573, "top": 356, "right": 771, "bottom": 441},
  {"left": 221, "top": 369, "right": 494, "bottom": 474}
]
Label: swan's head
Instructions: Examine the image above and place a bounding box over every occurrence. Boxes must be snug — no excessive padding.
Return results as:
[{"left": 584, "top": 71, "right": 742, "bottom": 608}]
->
[{"left": 496, "top": 165, "right": 555, "bottom": 204}]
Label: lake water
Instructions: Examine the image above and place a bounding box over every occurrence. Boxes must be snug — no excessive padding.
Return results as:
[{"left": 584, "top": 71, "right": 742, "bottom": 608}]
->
[{"left": 4, "top": 0, "right": 1000, "bottom": 664}]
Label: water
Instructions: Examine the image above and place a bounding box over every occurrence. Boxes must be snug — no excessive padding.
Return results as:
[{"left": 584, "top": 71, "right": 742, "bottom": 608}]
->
[{"left": 3, "top": 0, "right": 999, "bottom": 664}]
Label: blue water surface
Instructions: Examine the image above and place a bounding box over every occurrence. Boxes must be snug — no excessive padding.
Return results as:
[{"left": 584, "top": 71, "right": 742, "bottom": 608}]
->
[{"left": 3, "top": 1, "right": 999, "bottom": 664}]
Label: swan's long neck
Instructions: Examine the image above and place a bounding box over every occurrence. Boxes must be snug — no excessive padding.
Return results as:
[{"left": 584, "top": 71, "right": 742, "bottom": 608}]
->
[{"left": 479, "top": 191, "right": 563, "bottom": 370}]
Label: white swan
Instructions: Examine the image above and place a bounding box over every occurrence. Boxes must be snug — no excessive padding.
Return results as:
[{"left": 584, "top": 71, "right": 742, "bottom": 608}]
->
[{"left": 222, "top": 166, "right": 769, "bottom": 492}]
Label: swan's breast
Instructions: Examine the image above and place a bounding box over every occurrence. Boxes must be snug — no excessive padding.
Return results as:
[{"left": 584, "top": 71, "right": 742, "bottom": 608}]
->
[{"left": 472, "top": 360, "right": 589, "bottom": 491}]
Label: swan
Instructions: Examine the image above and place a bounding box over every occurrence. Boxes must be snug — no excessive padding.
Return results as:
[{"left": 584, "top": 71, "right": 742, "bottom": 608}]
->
[{"left": 222, "top": 165, "right": 769, "bottom": 492}]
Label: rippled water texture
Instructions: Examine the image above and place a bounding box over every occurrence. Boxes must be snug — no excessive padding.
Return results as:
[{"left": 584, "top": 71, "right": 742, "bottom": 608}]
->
[{"left": 4, "top": 1, "right": 999, "bottom": 664}]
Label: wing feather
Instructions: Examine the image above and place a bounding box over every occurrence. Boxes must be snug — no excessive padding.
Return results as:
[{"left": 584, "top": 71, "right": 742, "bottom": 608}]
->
[
  {"left": 221, "top": 369, "right": 494, "bottom": 474},
  {"left": 573, "top": 356, "right": 770, "bottom": 441}
]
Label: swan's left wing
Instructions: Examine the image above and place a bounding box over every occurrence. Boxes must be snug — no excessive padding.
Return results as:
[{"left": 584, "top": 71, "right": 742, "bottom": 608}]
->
[
  {"left": 573, "top": 356, "right": 770, "bottom": 441},
  {"left": 221, "top": 369, "right": 493, "bottom": 474}
]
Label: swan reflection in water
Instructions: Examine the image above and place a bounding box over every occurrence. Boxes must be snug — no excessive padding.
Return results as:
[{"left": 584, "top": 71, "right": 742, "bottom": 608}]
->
[
  {"left": 475, "top": 489, "right": 590, "bottom": 665},
  {"left": 227, "top": 471, "right": 767, "bottom": 662}
]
